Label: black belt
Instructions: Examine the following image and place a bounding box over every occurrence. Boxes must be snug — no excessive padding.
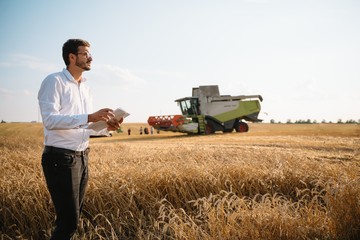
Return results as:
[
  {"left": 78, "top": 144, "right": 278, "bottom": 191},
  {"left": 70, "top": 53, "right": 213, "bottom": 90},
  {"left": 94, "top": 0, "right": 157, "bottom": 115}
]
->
[{"left": 44, "top": 146, "right": 90, "bottom": 157}]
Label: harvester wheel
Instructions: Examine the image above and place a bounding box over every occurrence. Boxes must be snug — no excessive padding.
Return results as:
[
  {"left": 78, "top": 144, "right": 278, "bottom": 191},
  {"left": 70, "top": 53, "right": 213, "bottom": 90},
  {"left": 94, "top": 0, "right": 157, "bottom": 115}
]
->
[
  {"left": 205, "top": 121, "right": 215, "bottom": 134},
  {"left": 235, "top": 122, "right": 249, "bottom": 132}
]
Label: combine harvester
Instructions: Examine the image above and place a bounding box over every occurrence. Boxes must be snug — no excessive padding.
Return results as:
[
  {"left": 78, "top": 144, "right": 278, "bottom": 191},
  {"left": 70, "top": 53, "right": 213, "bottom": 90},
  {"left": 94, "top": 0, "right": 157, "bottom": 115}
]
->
[{"left": 148, "top": 85, "right": 263, "bottom": 134}]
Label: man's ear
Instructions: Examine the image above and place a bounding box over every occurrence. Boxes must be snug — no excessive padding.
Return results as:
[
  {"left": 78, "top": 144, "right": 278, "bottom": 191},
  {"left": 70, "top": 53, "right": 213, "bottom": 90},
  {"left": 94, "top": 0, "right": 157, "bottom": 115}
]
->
[{"left": 69, "top": 53, "right": 76, "bottom": 64}]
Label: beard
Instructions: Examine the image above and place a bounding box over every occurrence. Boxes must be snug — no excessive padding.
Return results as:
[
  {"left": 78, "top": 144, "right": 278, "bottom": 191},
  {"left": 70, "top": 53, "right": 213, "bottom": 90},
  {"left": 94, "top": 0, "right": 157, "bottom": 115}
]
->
[{"left": 75, "top": 59, "right": 91, "bottom": 71}]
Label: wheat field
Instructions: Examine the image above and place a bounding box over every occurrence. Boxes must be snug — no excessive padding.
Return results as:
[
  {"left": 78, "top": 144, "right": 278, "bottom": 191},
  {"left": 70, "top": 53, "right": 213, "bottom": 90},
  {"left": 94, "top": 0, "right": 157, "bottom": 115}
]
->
[{"left": 0, "top": 123, "right": 359, "bottom": 240}]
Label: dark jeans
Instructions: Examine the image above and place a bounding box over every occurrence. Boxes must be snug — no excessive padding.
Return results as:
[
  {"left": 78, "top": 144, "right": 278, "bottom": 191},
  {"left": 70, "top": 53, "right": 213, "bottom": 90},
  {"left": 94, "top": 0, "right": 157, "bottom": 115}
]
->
[{"left": 42, "top": 146, "right": 89, "bottom": 240}]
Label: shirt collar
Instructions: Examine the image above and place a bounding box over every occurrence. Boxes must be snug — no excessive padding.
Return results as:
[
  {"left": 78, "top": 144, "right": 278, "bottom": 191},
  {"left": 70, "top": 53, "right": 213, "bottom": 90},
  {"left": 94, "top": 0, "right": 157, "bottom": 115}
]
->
[{"left": 62, "top": 68, "right": 87, "bottom": 83}]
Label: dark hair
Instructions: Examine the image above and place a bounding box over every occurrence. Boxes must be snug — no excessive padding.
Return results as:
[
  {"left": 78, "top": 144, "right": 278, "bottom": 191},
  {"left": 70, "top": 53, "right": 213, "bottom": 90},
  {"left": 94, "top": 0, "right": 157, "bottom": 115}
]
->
[{"left": 62, "top": 39, "right": 90, "bottom": 66}]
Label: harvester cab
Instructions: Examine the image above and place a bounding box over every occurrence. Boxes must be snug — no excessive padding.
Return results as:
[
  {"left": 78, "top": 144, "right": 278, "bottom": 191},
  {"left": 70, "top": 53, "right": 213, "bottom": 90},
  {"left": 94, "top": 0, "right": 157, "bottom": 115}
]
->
[{"left": 148, "top": 85, "right": 263, "bottom": 134}]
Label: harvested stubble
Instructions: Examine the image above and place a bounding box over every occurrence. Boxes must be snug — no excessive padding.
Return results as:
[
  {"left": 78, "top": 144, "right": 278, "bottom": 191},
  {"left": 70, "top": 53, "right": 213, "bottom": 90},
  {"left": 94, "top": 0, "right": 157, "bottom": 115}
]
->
[{"left": 0, "top": 123, "right": 359, "bottom": 240}]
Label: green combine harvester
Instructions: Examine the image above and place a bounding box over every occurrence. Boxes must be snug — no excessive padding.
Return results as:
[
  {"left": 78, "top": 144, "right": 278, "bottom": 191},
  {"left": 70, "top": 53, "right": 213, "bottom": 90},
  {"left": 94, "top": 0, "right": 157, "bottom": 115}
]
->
[{"left": 148, "top": 85, "right": 263, "bottom": 134}]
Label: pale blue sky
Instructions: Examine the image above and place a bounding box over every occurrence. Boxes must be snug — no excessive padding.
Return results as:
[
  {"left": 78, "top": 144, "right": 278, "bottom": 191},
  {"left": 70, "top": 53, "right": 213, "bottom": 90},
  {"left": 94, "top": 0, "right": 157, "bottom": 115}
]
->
[{"left": 1, "top": 0, "right": 359, "bottom": 123}]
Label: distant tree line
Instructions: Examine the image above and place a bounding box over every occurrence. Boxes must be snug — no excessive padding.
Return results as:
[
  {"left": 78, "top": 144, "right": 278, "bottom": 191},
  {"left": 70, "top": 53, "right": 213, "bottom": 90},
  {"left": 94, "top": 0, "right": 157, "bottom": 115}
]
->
[
  {"left": 1, "top": 119, "right": 358, "bottom": 125},
  {"left": 270, "top": 119, "right": 360, "bottom": 124}
]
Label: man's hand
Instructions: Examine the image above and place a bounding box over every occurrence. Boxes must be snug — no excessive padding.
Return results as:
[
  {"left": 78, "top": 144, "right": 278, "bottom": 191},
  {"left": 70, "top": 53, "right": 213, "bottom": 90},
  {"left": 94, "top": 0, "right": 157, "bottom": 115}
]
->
[
  {"left": 88, "top": 108, "right": 115, "bottom": 123},
  {"left": 106, "top": 117, "right": 124, "bottom": 131}
]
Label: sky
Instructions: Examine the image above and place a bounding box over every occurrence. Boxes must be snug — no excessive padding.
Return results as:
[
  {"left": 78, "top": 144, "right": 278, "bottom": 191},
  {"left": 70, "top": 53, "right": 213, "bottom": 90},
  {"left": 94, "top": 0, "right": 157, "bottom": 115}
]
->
[{"left": 0, "top": 0, "right": 359, "bottom": 123}]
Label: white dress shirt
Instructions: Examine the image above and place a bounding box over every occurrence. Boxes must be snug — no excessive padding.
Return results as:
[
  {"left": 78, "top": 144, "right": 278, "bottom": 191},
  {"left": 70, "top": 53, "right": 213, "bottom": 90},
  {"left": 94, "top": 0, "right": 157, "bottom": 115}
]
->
[{"left": 38, "top": 68, "right": 94, "bottom": 151}]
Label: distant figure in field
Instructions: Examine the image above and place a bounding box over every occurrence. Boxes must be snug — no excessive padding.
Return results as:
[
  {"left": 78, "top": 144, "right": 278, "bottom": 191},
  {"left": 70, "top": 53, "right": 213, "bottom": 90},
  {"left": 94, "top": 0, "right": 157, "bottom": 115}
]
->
[
  {"left": 140, "top": 126, "right": 143, "bottom": 135},
  {"left": 144, "top": 127, "right": 149, "bottom": 134},
  {"left": 150, "top": 126, "right": 154, "bottom": 134},
  {"left": 127, "top": 128, "right": 131, "bottom": 135}
]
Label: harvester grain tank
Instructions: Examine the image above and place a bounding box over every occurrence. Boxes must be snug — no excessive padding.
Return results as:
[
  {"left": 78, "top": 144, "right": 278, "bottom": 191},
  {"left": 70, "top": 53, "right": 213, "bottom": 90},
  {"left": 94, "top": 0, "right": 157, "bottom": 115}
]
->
[{"left": 147, "top": 85, "right": 263, "bottom": 134}]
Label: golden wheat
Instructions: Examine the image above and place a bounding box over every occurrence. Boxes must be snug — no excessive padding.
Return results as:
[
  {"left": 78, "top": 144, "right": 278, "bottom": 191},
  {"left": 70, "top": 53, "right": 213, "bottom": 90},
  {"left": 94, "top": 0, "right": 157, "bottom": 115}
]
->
[{"left": 0, "top": 123, "right": 359, "bottom": 239}]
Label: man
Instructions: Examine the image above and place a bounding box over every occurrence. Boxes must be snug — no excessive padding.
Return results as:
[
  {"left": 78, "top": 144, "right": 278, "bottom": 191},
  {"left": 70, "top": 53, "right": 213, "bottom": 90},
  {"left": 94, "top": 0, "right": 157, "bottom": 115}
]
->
[{"left": 38, "top": 39, "right": 122, "bottom": 239}]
